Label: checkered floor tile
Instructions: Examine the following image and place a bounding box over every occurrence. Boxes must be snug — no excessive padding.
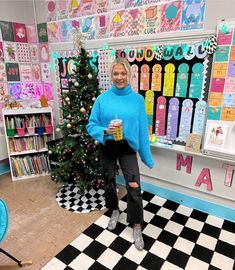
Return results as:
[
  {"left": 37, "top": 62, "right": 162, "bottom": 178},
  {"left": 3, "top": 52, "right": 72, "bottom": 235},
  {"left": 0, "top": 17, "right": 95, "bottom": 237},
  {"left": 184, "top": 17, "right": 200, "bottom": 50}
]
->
[{"left": 42, "top": 191, "right": 235, "bottom": 270}]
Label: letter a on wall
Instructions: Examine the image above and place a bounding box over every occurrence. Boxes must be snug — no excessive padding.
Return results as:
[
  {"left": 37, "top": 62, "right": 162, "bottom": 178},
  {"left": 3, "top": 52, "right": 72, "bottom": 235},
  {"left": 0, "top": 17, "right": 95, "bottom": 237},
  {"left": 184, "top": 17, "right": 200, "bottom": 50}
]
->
[{"left": 195, "top": 168, "right": 212, "bottom": 191}]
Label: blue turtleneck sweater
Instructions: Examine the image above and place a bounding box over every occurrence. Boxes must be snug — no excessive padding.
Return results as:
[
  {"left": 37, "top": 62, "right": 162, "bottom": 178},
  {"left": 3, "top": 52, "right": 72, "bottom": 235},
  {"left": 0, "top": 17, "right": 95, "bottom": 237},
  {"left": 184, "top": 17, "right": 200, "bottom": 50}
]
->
[{"left": 86, "top": 84, "right": 154, "bottom": 169}]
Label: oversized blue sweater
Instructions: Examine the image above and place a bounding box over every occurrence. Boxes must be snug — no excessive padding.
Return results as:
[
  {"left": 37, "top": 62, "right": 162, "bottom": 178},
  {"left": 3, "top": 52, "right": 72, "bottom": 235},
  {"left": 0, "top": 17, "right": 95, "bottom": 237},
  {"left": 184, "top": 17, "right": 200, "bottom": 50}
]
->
[{"left": 86, "top": 84, "right": 154, "bottom": 169}]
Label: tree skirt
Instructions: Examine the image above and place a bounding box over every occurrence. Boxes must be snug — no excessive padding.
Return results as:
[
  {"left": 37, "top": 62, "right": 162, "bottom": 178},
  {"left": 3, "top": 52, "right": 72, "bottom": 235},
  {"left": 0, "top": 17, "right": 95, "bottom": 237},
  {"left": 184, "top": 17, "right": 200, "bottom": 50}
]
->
[{"left": 56, "top": 183, "right": 105, "bottom": 213}]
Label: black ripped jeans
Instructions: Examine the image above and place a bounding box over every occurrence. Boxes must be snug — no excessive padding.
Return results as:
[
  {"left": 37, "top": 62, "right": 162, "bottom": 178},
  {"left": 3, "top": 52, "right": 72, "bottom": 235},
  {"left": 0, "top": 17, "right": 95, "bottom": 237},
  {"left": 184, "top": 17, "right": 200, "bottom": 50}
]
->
[{"left": 99, "top": 140, "right": 143, "bottom": 225}]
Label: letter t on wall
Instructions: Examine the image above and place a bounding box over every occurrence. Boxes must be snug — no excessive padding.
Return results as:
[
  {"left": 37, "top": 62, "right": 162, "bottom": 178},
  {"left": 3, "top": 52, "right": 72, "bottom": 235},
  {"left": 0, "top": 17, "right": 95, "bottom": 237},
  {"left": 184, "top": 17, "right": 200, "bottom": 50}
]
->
[{"left": 223, "top": 164, "right": 235, "bottom": 187}]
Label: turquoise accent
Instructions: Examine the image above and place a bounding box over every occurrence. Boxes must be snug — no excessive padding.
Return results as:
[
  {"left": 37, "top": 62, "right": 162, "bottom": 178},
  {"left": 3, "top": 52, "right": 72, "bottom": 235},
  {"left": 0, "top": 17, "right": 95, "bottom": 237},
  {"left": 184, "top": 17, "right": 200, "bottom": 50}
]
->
[
  {"left": 166, "top": 4, "right": 178, "bottom": 20},
  {"left": 0, "top": 160, "right": 10, "bottom": 176},
  {"left": 116, "top": 175, "right": 235, "bottom": 222},
  {"left": 0, "top": 199, "right": 8, "bottom": 243}
]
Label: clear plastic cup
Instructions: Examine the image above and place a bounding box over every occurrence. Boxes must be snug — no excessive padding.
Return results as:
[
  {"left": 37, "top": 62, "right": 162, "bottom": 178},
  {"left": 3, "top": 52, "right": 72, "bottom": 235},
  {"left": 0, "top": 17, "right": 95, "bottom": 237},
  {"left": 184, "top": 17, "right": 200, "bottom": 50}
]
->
[{"left": 110, "top": 119, "right": 123, "bottom": 141}]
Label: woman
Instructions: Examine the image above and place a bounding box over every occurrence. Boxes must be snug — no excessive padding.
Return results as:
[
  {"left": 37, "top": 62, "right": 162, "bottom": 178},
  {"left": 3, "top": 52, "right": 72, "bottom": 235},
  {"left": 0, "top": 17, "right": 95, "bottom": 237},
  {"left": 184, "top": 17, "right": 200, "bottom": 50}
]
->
[{"left": 86, "top": 57, "right": 154, "bottom": 251}]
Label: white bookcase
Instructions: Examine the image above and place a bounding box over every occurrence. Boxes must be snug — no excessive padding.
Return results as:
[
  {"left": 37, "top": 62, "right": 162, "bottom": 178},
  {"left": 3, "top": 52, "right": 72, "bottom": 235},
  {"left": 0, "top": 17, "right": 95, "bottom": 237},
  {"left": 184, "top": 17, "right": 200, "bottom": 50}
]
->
[{"left": 2, "top": 107, "right": 54, "bottom": 181}]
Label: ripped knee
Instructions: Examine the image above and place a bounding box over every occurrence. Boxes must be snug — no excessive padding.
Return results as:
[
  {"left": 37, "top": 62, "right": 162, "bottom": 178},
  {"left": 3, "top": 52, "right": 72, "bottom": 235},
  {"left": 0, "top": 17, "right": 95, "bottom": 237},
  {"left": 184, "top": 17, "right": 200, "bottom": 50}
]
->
[{"left": 128, "top": 182, "right": 139, "bottom": 188}]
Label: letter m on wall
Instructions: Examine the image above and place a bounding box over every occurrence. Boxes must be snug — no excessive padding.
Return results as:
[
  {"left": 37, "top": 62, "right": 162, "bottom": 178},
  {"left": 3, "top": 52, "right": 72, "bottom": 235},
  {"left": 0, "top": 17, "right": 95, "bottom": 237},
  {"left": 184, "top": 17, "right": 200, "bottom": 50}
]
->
[{"left": 176, "top": 154, "right": 192, "bottom": 174}]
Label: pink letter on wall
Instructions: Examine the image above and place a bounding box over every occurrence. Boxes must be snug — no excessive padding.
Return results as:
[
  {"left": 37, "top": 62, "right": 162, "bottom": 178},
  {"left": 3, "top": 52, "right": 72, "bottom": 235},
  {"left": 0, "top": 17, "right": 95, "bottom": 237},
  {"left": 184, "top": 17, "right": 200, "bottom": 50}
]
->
[
  {"left": 222, "top": 164, "right": 235, "bottom": 187},
  {"left": 176, "top": 153, "right": 192, "bottom": 174},
  {"left": 195, "top": 168, "right": 212, "bottom": 191}
]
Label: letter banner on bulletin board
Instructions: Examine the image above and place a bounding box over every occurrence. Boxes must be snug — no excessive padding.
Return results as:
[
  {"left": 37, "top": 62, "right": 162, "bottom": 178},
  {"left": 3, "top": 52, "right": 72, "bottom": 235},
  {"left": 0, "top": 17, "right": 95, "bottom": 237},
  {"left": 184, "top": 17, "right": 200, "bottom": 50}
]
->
[
  {"left": 117, "top": 41, "right": 213, "bottom": 145},
  {"left": 203, "top": 19, "right": 235, "bottom": 160}
]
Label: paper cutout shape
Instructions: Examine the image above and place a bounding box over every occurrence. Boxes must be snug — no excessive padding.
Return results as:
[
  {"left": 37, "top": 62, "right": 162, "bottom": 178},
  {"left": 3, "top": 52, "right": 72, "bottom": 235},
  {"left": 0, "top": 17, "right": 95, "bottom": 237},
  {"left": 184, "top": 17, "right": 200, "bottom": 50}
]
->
[
  {"left": 161, "top": 1, "right": 182, "bottom": 32},
  {"left": 224, "top": 78, "right": 235, "bottom": 92},
  {"left": 60, "top": 20, "right": 73, "bottom": 42},
  {"left": 110, "top": 11, "right": 126, "bottom": 38},
  {"left": 155, "top": 96, "right": 167, "bottom": 136},
  {"left": 126, "top": 8, "right": 142, "bottom": 37},
  {"left": 195, "top": 168, "right": 212, "bottom": 191},
  {"left": 68, "top": 0, "right": 81, "bottom": 17},
  {"left": 188, "top": 63, "right": 204, "bottom": 98},
  {"left": 151, "top": 64, "right": 162, "bottom": 91},
  {"left": 141, "top": 6, "right": 161, "bottom": 36},
  {"left": 13, "top": 22, "right": 27, "bottom": 43},
  {"left": 81, "top": 16, "right": 96, "bottom": 40},
  {"left": 207, "top": 106, "right": 221, "bottom": 120},
  {"left": 192, "top": 100, "right": 207, "bottom": 135},
  {"left": 175, "top": 63, "right": 189, "bottom": 97},
  {"left": 221, "top": 107, "right": 235, "bottom": 121},
  {"left": 222, "top": 164, "right": 235, "bottom": 187},
  {"left": 212, "top": 63, "right": 227, "bottom": 78},
  {"left": 163, "top": 63, "right": 175, "bottom": 96},
  {"left": 215, "top": 46, "right": 230, "bottom": 62},
  {"left": 47, "top": 22, "right": 60, "bottom": 43},
  {"left": 140, "top": 64, "right": 150, "bottom": 90},
  {"left": 145, "top": 90, "right": 154, "bottom": 115},
  {"left": 222, "top": 93, "right": 235, "bottom": 107},
  {"left": 96, "top": 14, "right": 109, "bottom": 39},
  {"left": 178, "top": 99, "right": 193, "bottom": 142},
  {"left": 210, "top": 78, "right": 225, "bottom": 92},
  {"left": 209, "top": 92, "right": 223, "bottom": 106},
  {"left": 166, "top": 97, "right": 179, "bottom": 140},
  {"left": 130, "top": 64, "right": 139, "bottom": 92}
]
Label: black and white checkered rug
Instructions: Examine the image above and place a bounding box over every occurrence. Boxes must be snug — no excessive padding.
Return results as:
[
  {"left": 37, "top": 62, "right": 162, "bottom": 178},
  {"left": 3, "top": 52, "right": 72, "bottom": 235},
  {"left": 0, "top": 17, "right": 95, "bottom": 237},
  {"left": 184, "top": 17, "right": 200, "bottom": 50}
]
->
[
  {"left": 43, "top": 191, "right": 235, "bottom": 270},
  {"left": 56, "top": 184, "right": 105, "bottom": 213}
]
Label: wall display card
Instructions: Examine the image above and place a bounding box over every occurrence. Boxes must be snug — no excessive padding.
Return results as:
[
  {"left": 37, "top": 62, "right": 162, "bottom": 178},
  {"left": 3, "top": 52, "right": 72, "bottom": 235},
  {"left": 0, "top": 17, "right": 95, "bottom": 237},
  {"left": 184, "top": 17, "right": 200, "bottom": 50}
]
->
[
  {"left": 155, "top": 96, "right": 167, "bottom": 136},
  {"left": 96, "top": 14, "right": 110, "bottom": 39},
  {"left": 19, "top": 64, "right": 32, "bottom": 81},
  {"left": 151, "top": 64, "right": 162, "bottom": 91},
  {"left": 81, "top": 16, "right": 96, "bottom": 40},
  {"left": 222, "top": 93, "right": 235, "bottom": 107},
  {"left": 0, "top": 103, "right": 4, "bottom": 121},
  {"left": 212, "top": 63, "right": 227, "bottom": 78},
  {"left": 57, "top": 0, "right": 69, "bottom": 20},
  {"left": 0, "top": 41, "right": 4, "bottom": 61},
  {"left": 140, "top": 64, "right": 150, "bottom": 90},
  {"left": 26, "top": 24, "right": 38, "bottom": 43},
  {"left": 125, "top": 0, "right": 142, "bottom": 9},
  {"left": 185, "top": 133, "right": 202, "bottom": 153},
  {"left": 141, "top": 6, "right": 161, "bottom": 36},
  {"left": 30, "top": 44, "right": 39, "bottom": 62},
  {"left": 178, "top": 99, "right": 193, "bottom": 142},
  {"left": 6, "top": 63, "right": 20, "bottom": 81},
  {"left": 109, "top": 0, "right": 125, "bottom": 10},
  {"left": 181, "top": 0, "right": 206, "bottom": 31},
  {"left": 126, "top": 8, "right": 143, "bottom": 37},
  {"left": 130, "top": 64, "right": 139, "bottom": 92},
  {"left": 110, "top": 10, "right": 126, "bottom": 38},
  {"left": 188, "top": 63, "right": 204, "bottom": 98},
  {"left": 40, "top": 63, "right": 51, "bottom": 82},
  {"left": 9, "top": 82, "right": 22, "bottom": 100},
  {"left": 0, "top": 82, "right": 8, "bottom": 102},
  {"left": 210, "top": 78, "right": 225, "bottom": 92},
  {"left": 163, "top": 63, "right": 175, "bottom": 96},
  {"left": 224, "top": 77, "right": 235, "bottom": 92},
  {"left": 3, "top": 42, "right": 18, "bottom": 62},
  {"left": 192, "top": 100, "right": 207, "bottom": 135},
  {"left": 47, "top": 22, "right": 60, "bottom": 43},
  {"left": 0, "top": 62, "right": 7, "bottom": 81},
  {"left": 227, "top": 61, "right": 235, "bottom": 77},
  {"left": 32, "top": 64, "right": 41, "bottom": 82},
  {"left": 221, "top": 107, "right": 235, "bottom": 121},
  {"left": 33, "top": 83, "right": 43, "bottom": 99},
  {"left": 37, "top": 23, "right": 48, "bottom": 43},
  {"left": 166, "top": 97, "right": 179, "bottom": 140},
  {"left": 46, "top": 0, "right": 57, "bottom": 21},
  {"left": 0, "top": 21, "right": 14, "bottom": 42},
  {"left": 145, "top": 90, "right": 154, "bottom": 115},
  {"left": 21, "top": 82, "right": 36, "bottom": 100},
  {"left": 43, "top": 82, "right": 53, "bottom": 100},
  {"left": 81, "top": 0, "right": 95, "bottom": 16},
  {"left": 218, "top": 22, "right": 233, "bottom": 45},
  {"left": 95, "top": 0, "right": 108, "bottom": 14},
  {"left": 39, "top": 44, "right": 50, "bottom": 62},
  {"left": 207, "top": 106, "right": 221, "bottom": 120},
  {"left": 161, "top": 1, "right": 182, "bottom": 32},
  {"left": 12, "top": 22, "right": 27, "bottom": 43},
  {"left": 230, "top": 45, "right": 235, "bottom": 61},
  {"left": 175, "top": 63, "right": 189, "bottom": 97},
  {"left": 204, "top": 121, "right": 229, "bottom": 149},
  {"left": 60, "top": 20, "right": 73, "bottom": 42},
  {"left": 68, "top": 0, "right": 81, "bottom": 18},
  {"left": 215, "top": 46, "right": 230, "bottom": 62},
  {"left": 17, "top": 43, "right": 31, "bottom": 63},
  {"left": 142, "top": 0, "right": 161, "bottom": 5},
  {"left": 209, "top": 92, "right": 223, "bottom": 106}
]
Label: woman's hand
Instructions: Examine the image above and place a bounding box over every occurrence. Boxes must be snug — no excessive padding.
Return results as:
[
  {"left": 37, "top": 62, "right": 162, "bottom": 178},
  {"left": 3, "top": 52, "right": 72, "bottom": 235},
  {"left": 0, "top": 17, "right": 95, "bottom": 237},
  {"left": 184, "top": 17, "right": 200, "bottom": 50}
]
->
[{"left": 105, "top": 123, "right": 117, "bottom": 135}]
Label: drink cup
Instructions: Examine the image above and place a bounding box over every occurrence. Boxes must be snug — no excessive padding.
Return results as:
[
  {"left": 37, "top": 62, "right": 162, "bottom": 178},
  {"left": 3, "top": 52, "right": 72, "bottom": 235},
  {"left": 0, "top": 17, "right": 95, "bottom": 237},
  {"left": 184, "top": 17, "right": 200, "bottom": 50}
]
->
[{"left": 110, "top": 119, "right": 123, "bottom": 141}]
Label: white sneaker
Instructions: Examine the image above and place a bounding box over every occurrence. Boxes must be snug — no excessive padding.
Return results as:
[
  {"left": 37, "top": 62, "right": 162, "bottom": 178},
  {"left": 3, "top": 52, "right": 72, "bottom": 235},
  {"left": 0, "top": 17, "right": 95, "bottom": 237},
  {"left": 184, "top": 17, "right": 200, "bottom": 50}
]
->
[{"left": 108, "top": 210, "right": 119, "bottom": 230}]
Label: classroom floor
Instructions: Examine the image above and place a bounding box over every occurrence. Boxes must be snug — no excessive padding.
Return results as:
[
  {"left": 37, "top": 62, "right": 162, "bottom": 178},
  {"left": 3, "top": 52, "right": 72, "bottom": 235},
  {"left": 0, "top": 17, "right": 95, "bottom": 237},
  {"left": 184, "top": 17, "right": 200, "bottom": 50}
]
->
[{"left": 0, "top": 173, "right": 235, "bottom": 270}]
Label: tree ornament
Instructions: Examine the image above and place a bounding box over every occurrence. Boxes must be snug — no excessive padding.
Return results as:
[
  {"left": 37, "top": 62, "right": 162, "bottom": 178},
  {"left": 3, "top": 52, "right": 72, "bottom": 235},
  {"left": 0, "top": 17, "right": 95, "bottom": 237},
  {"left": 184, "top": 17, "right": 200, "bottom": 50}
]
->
[
  {"left": 56, "top": 127, "right": 61, "bottom": 132},
  {"left": 80, "top": 107, "right": 86, "bottom": 113},
  {"left": 94, "top": 140, "right": 99, "bottom": 145},
  {"left": 74, "top": 81, "right": 79, "bottom": 87},
  {"left": 92, "top": 97, "right": 96, "bottom": 101},
  {"left": 48, "top": 150, "right": 52, "bottom": 155},
  {"left": 65, "top": 97, "right": 70, "bottom": 102},
  {"left": 88, "top": 73, "right": 92, "bottom": 79},
  {"left": 67, "top": 123, "right": 72, "bottom": 128}
]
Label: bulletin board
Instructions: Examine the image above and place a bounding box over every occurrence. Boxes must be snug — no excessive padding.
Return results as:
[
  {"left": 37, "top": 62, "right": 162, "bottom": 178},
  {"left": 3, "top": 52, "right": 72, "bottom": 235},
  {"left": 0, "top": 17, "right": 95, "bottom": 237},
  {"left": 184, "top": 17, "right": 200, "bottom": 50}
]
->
[{"left": 117, "top": 42, "right": 213, "bottom": 144}]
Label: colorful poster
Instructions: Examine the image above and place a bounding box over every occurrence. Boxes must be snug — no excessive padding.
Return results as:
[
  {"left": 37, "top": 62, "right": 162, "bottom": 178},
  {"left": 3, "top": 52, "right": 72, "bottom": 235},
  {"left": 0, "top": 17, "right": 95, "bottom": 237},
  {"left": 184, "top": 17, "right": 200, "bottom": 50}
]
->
[
  {"left": 34, "top": 83, "right": 44, "bottom": 99},
  {"left": 109, "top": 0, "right": 125, "bottom": 10},
  {"left": 37, "top": 23, "right": 48, "bottom": 43},
  {"left": 43, "top": 83, "right": 53, "bottom": 100},
  {"left": 21, "top": 82, "right": 36, "bottom": 100},
  {"left": 0, "top": 41, "right": 4, "bottom": 61},
  {"left": 215, "top": 46, "right": 230, "bottom": 62},
  {"left": 110, "top": 10, "right": 126, "bottom": 38},
  {"left": 95, "top": 0, "right": 108, "bottom": 14},
  {"left": 47, "top": 22, "right": 60, "bottom": 43},
  {"left": 224, "top": 78, "right": 235, "bottom": 92},
  {"left": 81, "top": 0, "right": 95, "bottom": 16},
  {"left": 222, "top": 93, "right": 235, "bottom": 107},
  {"left": 207, "top": 106, "right": 221, "bottom": 120},
  {"left": 32, "top": 64, "right": 41, "bottom": 82},
  {"left": 17, "top": 43, "right": 31, "bottom": 63},
  {"left": 181, "top": 0, "right": 206, "bottom": 31},
  {"left": 188, "top": 63, "right": 204, "bottom": 98},
  {"left": 26, "top": 24, "right": 38, "bottom": 43},
  {"left": 68, "top": 0, "right": 81, "bottom": 18},
  {"left": 161, "top": 1, "right": 182, "bottom": 32},
  {"left": 57, "top": 0, "right": 69, "bottom": 20},
  {"left": 81, "top": 16, "right": 96, "bottom": 40},
  {"left": 59, "top": 20, "right": 73, "bottom": 42},
  {"left": 19, "top": 64, "right": 32, "bottom": 81},
  {"left": 46, "top": 0, "right": 57, "bottom": 21},
  {"left": 125, "top": 0, "right": 142, "bottom": 9},
  {"left": 218, "top": 22, "right": 233, "bottom": 45},
  {"left": 0, "top": 82, "right": 8, "bottom": 102},
  {"left": 126, "top": 8, "right": 143, "bottom": 37},
  {"left": 141, "top": 6, "right": 161, "bottom": 36},
  {"left": 9, "top": 82, "right": 22, "bottom": 100},
  {"left": 3, "top": 42, "right": 18, "bottom": 62},
  {"left": 39, "top": 44, "right": 50, "bottom": 62},
  {"left": 6, "top": 63, "right": 20, "bottom": 81},
  {"left": 0, "top": 63, "right": 7, "bottom": 81},
  {"left": 12, "top": 22, "right": 27, "bottom": 43},
  {"left": 0, "top": 21, "right": 14, "bottom": 41},
  {"left": 178, "top": 99, "right": 193, "bottom": 142},
  {"left": 209, "top": 92, "right": 223, "bottom": 106},
  {"left": 221, "top": 107, "right": 235, "bottom": 121},
  {"left": 210, "top": 78, "right": 225, "bottom": 92},
  {"left": 40, "top": 63, "right": 51, "bottom": 82},
  {"left": 30, "top": 44, "right": 39, "bottom": 62},
  {"left": 96, "top": 14, "right": 110, "bottom": 39}
]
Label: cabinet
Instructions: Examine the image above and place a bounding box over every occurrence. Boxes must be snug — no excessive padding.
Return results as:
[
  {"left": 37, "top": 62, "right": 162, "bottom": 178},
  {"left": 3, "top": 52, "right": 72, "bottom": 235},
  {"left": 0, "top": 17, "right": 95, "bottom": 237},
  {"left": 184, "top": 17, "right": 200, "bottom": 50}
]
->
[{"left": 2, "top": 108, "right": 54, "bottom": 181}]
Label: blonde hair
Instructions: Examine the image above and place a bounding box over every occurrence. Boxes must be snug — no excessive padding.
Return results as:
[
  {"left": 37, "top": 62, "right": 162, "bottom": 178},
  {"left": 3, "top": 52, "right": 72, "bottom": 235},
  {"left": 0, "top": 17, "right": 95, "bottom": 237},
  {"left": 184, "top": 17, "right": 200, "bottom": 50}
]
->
[{"left": 111, "top": 57, "right": 131, "bottom": 82}]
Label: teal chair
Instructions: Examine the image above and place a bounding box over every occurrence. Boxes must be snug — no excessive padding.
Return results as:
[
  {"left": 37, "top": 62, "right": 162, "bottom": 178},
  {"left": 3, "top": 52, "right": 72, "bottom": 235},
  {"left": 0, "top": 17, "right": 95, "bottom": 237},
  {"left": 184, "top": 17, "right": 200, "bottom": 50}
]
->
[{"left": 0, "top": 199, "right": 32, "bottom": 267}]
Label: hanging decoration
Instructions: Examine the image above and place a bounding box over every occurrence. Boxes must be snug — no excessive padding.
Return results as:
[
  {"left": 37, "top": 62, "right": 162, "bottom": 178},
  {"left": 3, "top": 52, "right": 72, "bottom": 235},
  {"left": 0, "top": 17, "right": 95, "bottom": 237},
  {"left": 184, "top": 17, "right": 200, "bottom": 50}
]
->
[
  {"left": 204, "top": 35, "right": 217, "bottom": 55},
  {"left": 155, "top": 45, "right": 164, "bottom": 61},
  {"left": 72, "top": 28, "right": 85, "bottom": 51}
]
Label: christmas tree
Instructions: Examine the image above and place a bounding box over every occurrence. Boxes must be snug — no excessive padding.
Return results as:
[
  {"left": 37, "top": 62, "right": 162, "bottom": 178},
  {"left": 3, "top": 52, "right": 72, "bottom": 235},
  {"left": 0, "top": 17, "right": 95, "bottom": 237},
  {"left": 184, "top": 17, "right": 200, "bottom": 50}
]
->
[{"left": 48, "top": 30, "right": 103, "bottom": 192}]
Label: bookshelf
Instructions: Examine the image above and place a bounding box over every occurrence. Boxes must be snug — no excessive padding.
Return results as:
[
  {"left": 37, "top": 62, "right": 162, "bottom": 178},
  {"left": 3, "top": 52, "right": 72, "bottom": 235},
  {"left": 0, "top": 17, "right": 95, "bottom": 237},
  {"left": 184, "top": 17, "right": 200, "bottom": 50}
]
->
[{"left": 2, "top": 108, "right": 54, "bottom": 181}]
